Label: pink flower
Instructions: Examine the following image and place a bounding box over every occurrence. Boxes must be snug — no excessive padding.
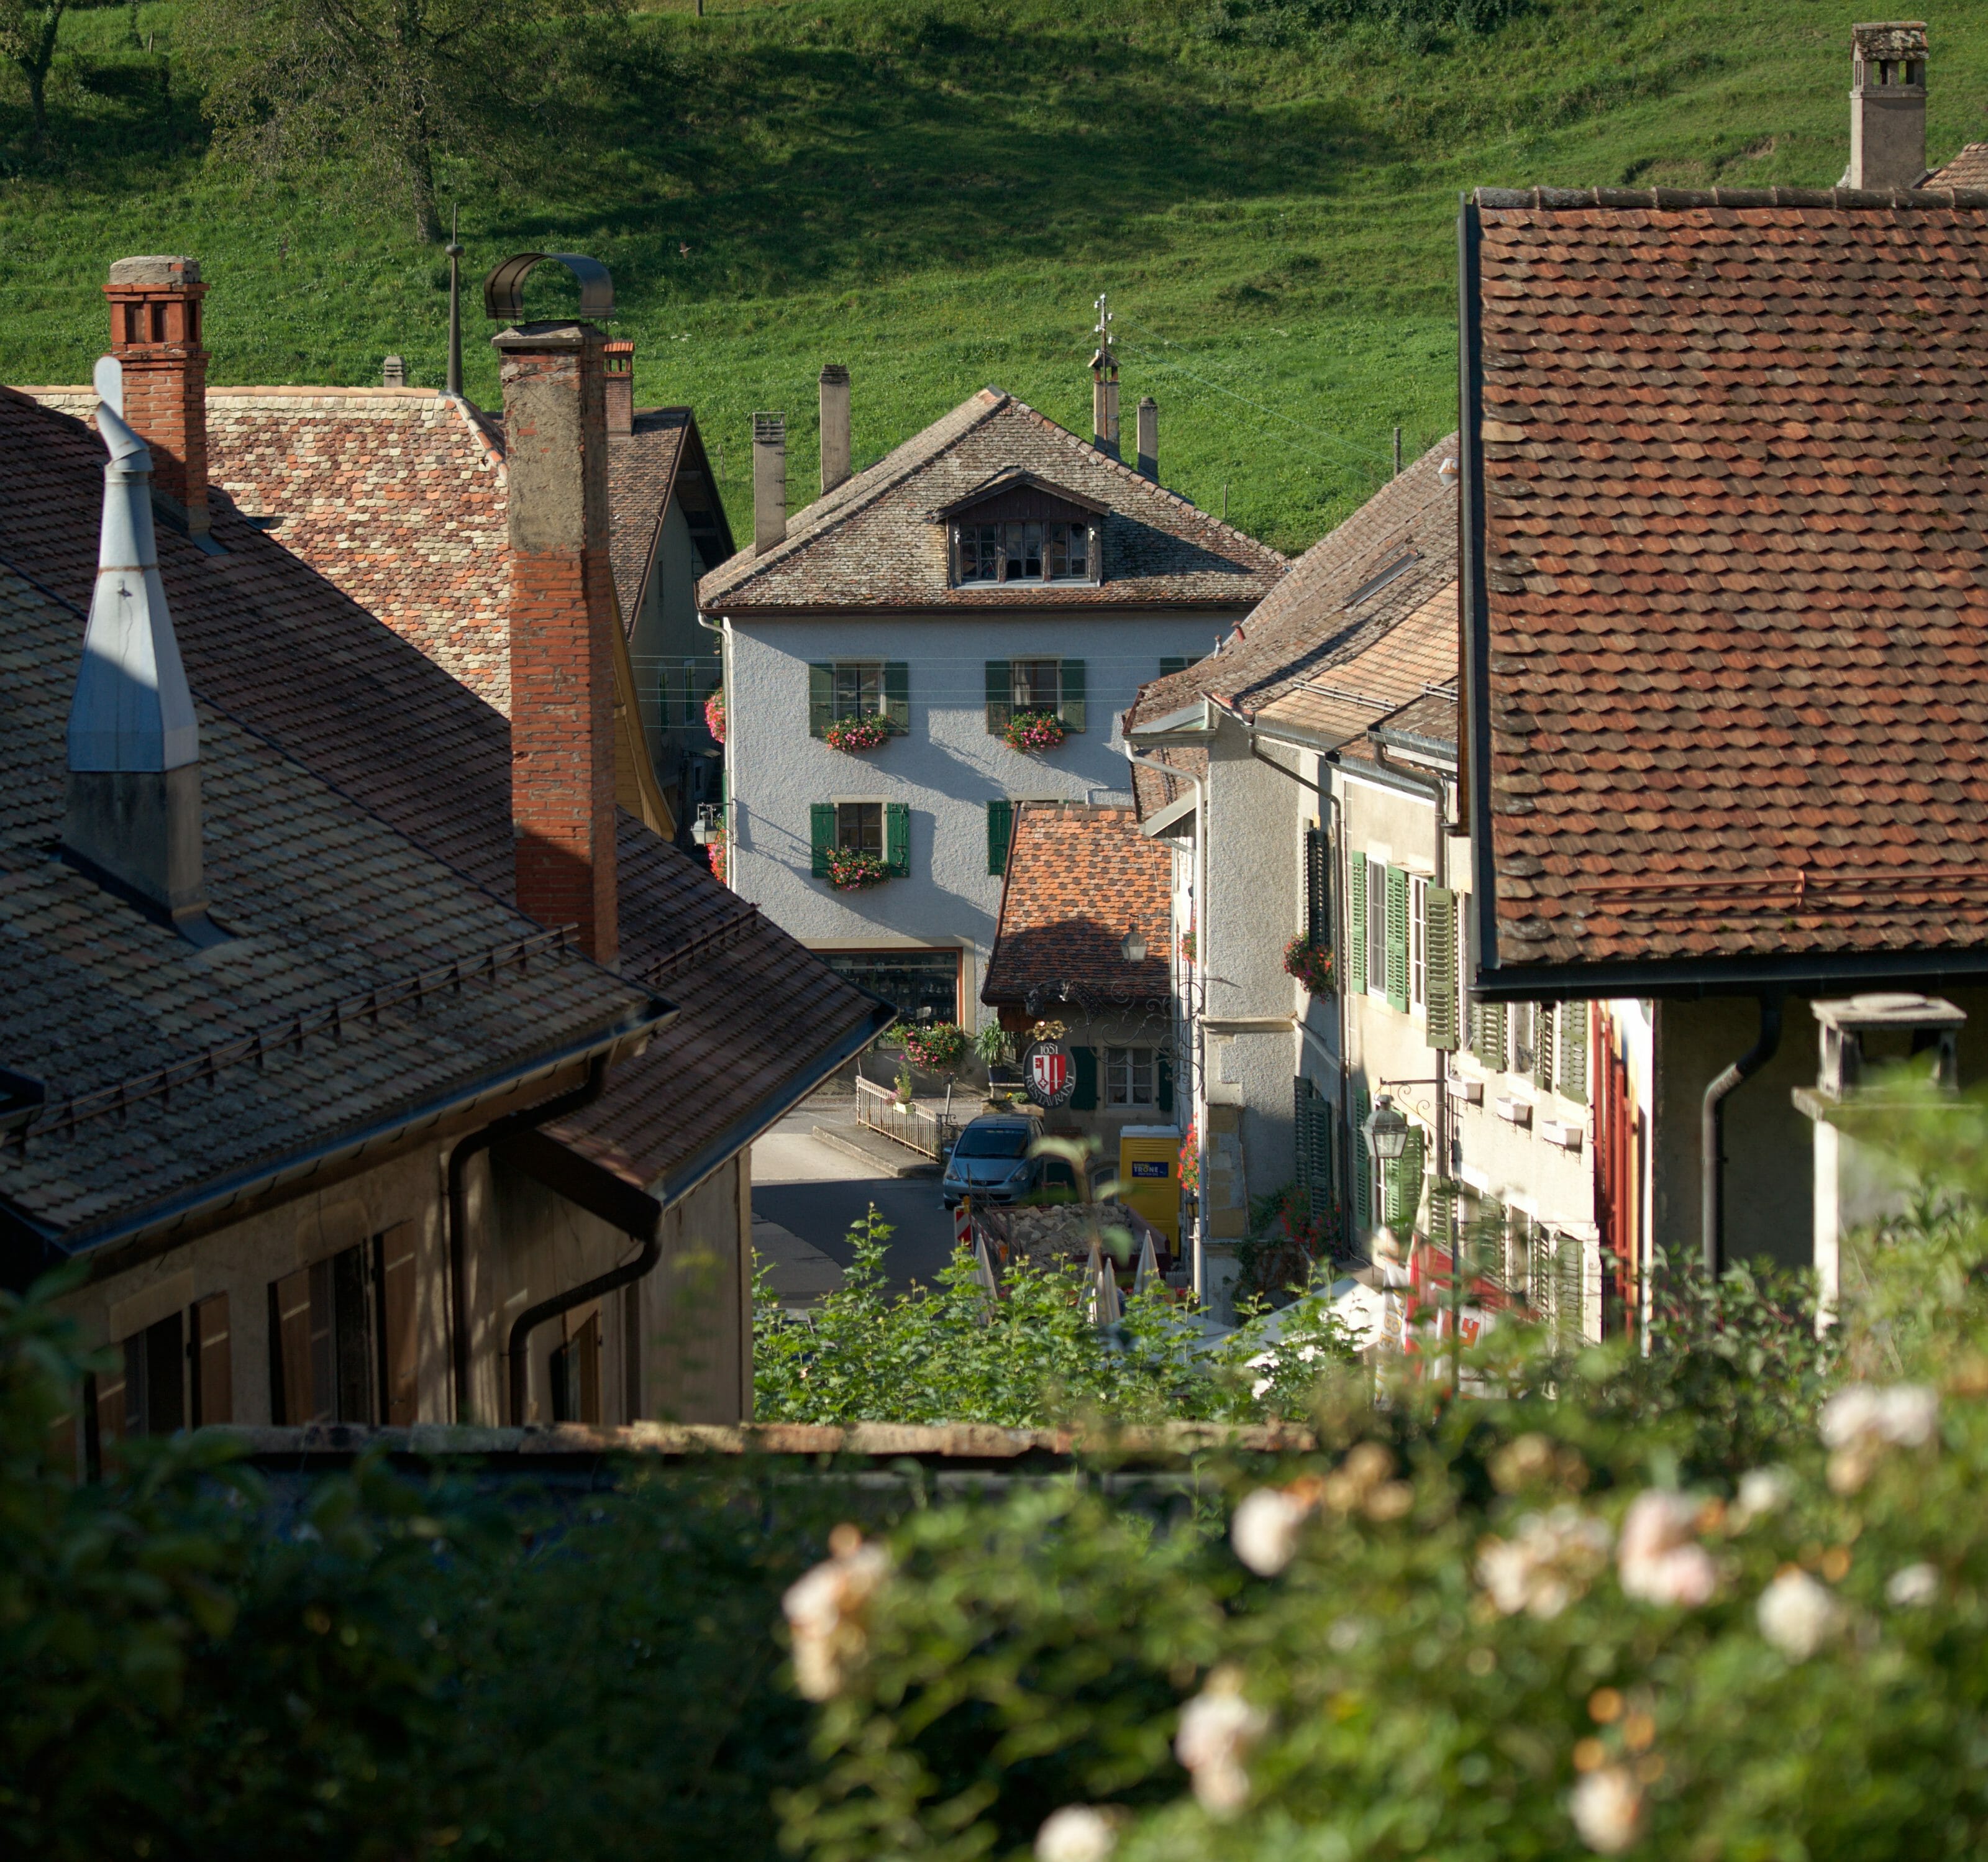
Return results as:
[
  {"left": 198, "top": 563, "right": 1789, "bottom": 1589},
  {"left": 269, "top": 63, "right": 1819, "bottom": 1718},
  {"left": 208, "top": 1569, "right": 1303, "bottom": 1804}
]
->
[{"left": 1616, "top": 1491, "right": 1718, "bottom": 1609}]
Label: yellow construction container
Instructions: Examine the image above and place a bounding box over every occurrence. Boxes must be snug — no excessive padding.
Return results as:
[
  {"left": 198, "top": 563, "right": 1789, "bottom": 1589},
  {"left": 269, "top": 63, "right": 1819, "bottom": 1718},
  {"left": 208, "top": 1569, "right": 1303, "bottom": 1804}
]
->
[{"left": 1117, "top": 1125, "right": 1181, "bottom": 1250}]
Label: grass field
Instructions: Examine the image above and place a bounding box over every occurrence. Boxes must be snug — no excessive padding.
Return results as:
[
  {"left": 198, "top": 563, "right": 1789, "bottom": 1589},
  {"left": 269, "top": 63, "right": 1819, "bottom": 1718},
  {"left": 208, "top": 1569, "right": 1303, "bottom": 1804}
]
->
[{"left": 4, "top": 0, "right": 1987, "bottom": 550}]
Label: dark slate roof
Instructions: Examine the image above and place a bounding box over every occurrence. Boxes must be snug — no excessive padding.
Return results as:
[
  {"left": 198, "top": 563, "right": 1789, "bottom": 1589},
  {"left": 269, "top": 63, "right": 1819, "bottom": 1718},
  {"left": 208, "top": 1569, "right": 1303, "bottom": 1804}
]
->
[
  {"left": 1465, "top": 186, "right": 1988, "bottom": 977},
  {"left": 0, "top": 565, "right": 657, "bottom": 1253},
  {"left": 981, "top": 806, "right": 1172, "bottom": 1009},
  {"left": 608, "top": 406, "right": 735, "bottom": 629},
  {"left": 697, "top": 388, "right": 1287, "bottom": 614},
  {"left": 0, "top": 387, "right": 890, "bottom": 1202}
]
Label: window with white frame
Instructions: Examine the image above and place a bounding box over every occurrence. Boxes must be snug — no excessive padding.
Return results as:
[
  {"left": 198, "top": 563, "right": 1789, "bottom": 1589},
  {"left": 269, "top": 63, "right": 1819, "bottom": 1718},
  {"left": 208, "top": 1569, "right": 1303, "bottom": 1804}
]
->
[
  {"left": 1410, "top": 875, "right": 1428, "bottom": 1009},
  {"left": 1011, "top": 659, "right": 1062, "bottom": 712},
  {"left": 1509, "top": 1000, "right": 1537, "bottom": 1075},
  {"left": 1106, "top": 1046, "right": 1157, "bottom": 1107},
  {"left": 1366, "top": 858, "right": 1387, "bottom": 998}
]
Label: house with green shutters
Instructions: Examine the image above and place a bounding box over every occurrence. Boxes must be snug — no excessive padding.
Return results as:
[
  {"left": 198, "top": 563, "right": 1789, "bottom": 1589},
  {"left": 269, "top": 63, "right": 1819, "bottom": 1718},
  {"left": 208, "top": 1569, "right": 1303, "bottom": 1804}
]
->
[{"left": 697, "top": 379, "right": 1284, "bottom": 1030}]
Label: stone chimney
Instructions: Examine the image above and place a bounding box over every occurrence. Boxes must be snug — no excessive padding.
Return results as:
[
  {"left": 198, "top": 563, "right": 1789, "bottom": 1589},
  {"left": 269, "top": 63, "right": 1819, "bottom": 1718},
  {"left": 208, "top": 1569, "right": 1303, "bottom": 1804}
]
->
[
  {"left": 1089, "top": 292, "right": 1119, "bottom": 459},
  {"left": 1850, "top": 20, "right": 1928, "bottom": 190},
  {"left": 818, "top": 364, "right": 850, "bottom": 495},
  {"left": 603, "top": 337, "right": 634, "bottom": 437},
  {"left": 103, "top": 255, "right": 209, "bottom": 537},
  {"left": 1135, "top": 396, "right": 1159, "bottom": 481},
  {"left": 753, "top": 413, "right": 787, "bottom": 554},
  {"left": 494, "top": 309, "right": 618, "bottom": 965},
  {"left": 382, "top": 354, "right": 406, "bottom": 388},
  {"left": 65, "top": 355, "right": 210, "bottom": 935}
]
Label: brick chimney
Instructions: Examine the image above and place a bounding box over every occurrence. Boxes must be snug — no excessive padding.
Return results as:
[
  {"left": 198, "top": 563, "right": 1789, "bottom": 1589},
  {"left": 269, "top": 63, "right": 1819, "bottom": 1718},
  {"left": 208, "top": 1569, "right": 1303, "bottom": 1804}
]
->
[
  {"left": 1850, "top": 20, "right": 1928, "bottom": 189},
  {"left": 494, "top": 314, "right": 618, "bottom": 965},
  {"left": 1135, "top": 395, "right": 1159, "bottom": 481},
  {"left": 104, "top": 255, "right": 209, "bottom": 537},
  {"left": 818, "top": 364, "right": 850, "bottom": 495},
  {"left": 753, "top": 413, "right": 787, "bottom": 554},
  {"left": 603, "top": 337, "right": 634, "bottom": 437}
]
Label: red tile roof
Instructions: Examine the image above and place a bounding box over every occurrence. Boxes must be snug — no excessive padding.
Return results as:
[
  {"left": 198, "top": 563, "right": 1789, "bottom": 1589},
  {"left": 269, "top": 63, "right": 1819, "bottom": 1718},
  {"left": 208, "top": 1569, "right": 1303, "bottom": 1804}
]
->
[
  {"left": 0, "top": 386, "right": 888, "bottom": 1198},
  {"left": 1926, "top": 144, "right": 1988, "bottom": 189},
  {"left": 982, "top": 805, "right": 1172, "bottom": 1011},
  {"left": 698, "top": 388, "right": 1286, "bottom": 614},
  {"left": 1464, "top": 185, "right": 1988, "bottom": 983}
]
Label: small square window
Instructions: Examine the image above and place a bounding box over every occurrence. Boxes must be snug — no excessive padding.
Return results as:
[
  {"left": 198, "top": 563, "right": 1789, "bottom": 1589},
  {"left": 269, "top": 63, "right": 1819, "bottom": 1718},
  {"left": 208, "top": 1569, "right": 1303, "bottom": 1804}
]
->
[
  {"left": 1106, "top": 1046, "right": 1156, "bottom": 1106},
  {"left": 1013, "top": 659, "right": 1060, "bottom": 712},
  {"left": 836, "top": 802, "right": 883, "bottom": 855},
  {"left": 834, "top": 662, "right": 884, "bottom": 720}
]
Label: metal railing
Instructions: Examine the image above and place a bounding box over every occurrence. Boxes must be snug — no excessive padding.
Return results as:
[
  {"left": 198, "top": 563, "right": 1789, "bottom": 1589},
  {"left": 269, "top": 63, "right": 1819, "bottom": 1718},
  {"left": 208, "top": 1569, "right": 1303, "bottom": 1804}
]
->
[{"left": 854, "top": 1075, "right": 959, "bottom": 1161}]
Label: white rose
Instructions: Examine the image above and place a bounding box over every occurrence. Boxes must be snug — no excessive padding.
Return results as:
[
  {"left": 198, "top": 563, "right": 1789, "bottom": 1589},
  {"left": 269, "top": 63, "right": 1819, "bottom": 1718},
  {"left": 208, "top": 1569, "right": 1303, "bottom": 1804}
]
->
[
  {"left": 1757, "top": 1568, "right": 1844, "bottom": 1661},
  {"left": 1617, "top": 1491, "right": 1717, "bottom": 1608},
  {"left": 1176, "top": 1668, "right": 1269, "bottom": 1819},
  {"left": 1036, "top": 1805, "right": 1120, "bottom": 1862},
  {"left": 1569, "top": 1764, "right": 1643, "bottom": 1855},
  {"left": 1731, "top": 1466, "right": 1794, "bottom": 1527},
  {"left": 1477, "top": 1506, "right": 1612, "bottom": 1620},
  {"left": 1886, "top": 1562, "right": 1940, "bottom": 1608},
  {"left": 782, "top": 1531, "right": 891, "bottom": 1701},
  {"left": 1820, "top": 1382, "right": 1939, "bottom": 1450},
  {"left": 1233, "top": 1486, "right": 1310, "bottom": 1577}
]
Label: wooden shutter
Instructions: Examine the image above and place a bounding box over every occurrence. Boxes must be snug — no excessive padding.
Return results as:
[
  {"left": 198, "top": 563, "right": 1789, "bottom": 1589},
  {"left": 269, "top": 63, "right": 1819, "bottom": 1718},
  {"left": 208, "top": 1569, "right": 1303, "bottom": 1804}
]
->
[
  {"left": 809, "top": 802, "right": 835, "bottom": 877},
  {"left": 376, "top": 1223, "right": 419, "bottom": 1426},
  {"left": 1346, "top": 854, "right": 1367, "bottom": 994},
  {"left": 984, "top": 660, "right": 1012, "bottom": 735},
  {"left": 91, "top": 1358, "right": 128, "bottom": 1451},
  {"left": 1474, "top": 1000, "right": 1507, "bottom": 1071},
  {"left": 1070, "top": 1045, "right": 1099, "bottom": 1111},
  {"left": 1059, "top": 659, "right": 1087, "bottom": 732},
  {"left": 1534, "top": 1002, "right": 1557, "bottom": 1090},
  {"left": 1428, "top": 1175, "right": 1457, "bottom": 1257},
  {"left": 885, "top": 803, "right": 910, "bottom": 877},
  {"left": 270, "top": 1267, "right": 317, "bottom": 1426},
  {"left": 1157, "top": 1049, "right": 1174, "bottom": 1117},
  {"left": 808, "top": 662, "right": 834, "bottom": 737},
  {"left": 883, "top": 661, "right": 911, "bottom": 734},
  {"left": 1384, "top": 1124, "right": 1426, "bottom": 1233},
  {"left": 1304, "top": 828, "right": 1332, "bottom": 951},
  {"left": 1558, "top": 1002, "right": 1589, "bottom": 1103},
  {"left": 1160, "top": 655, "right": 1191, "bottom": 677},
  {"left": 1351, "top": 1082, "right": 1371, "bottom": 1234},
  {"left": 986, "top": 798, "right": 1014, "bottom": 877},
  {"left": 191, "top": 1293, "right": 232, "bottom": 1427},
  {"left": 1384, "top": 865, "right": 1410, "bottom": 1013},
  {"left": 1425, "top": 885, "right": 1458, "bottom": 1052}
]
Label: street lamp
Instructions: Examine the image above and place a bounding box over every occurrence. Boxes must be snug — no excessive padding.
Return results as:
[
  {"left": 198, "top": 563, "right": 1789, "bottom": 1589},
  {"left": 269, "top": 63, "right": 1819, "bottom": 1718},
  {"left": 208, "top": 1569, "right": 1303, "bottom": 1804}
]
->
[
  {"left": 1364, "top": 1093, "right": 1410, "bottom": 1163},
  {"left": 1119, "top": 926, "right": 1147, "bottom": 964}
]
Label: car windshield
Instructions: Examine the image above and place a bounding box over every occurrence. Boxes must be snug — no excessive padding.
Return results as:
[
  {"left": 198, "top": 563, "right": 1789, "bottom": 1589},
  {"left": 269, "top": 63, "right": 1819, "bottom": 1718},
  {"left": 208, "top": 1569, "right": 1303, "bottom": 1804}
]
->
[{"left": 954, "top": 1125, "right": 1031, "bottom": 1159}]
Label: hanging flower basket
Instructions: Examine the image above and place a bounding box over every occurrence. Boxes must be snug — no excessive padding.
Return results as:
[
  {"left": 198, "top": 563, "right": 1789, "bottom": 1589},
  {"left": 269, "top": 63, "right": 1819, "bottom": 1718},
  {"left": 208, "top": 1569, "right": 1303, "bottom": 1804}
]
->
[
  {"left": 703, "top": 688, "right": 727, "bottom": 745},
  {"left": 1179, "top": 929, "right": 1197, "bottom": 965},
  {"left": 1283, "top": 936, "right": 1334, "bottom": 995},
  {"left": 1179, "top": 1121, "right": 1200, "bottom": 1197},
  {"left": 823, "top": 714, "right": 891, "bottom": 753},
  {"left": 1003, "top": 710, "right": 1065, "bottom": 754},
  {"left": 826, "top": 848, "right": 889, "bottom": 891},
  {"left": 899, "top": 1021, "right": 967, "bottom": 1071}
]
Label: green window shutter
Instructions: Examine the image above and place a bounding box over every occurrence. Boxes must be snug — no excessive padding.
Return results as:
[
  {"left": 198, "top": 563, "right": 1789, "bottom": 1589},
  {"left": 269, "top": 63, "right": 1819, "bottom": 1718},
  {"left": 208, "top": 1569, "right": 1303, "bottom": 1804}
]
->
[
  {"left": 1534, "top": 1001, "right": 1556, "bottom": 1091},
  {"left": 885, "top": 802, "right": 910, "bottom": 878},
  {"left": 1346, "top": 855, "right": 1367, "bottom": 995},
  {"left": 1070, "top": 1045, "right": 1099, "bottom": 1111},
  {"left": 1293, "top": 1076, "right": 1313, "bottom": 1210},
  {"left": 1059, "top": 659, "right": 1087, "bottom": 732},
  {"left": 1559, "top": 1002, "right": 1589, "bottom": 1103},
  {"left": 985, "top": 660, "right": 1013, "bottom": 736},
  {"left": 1384, "top": 1124, "right": 1426, "bottom": 1233},
  {"left": 883, "top": 661, "right": 911, "bottom": 734},
  {"left": 808, "top": 663, "right": 834, "bottom": 738},
  {"left": 1425, "top": 885, "right": 1458, "bottom": 1052},
  {"left": 1157, "top": 1049, "right": 1174, "bottom": 1118},
  {"left": 1351, "top": 1082, "right": 1371, "bottom": 1235},
  {"left": 809, "top": 803, "right": 835, "bottom": 877},
  {"left": 1160, "top": 654, "right": 1190, "bottom": 678},
  {"left": 986, "top": 798, "right": 1014, "bottom": 877},
  {"left": 1428, "top": 1175, "right": 1456, "bottom": 1255},
  {"left": 1384, "top": 865, "right": 1410, "bottom": 1013},
  {"left": 1474, "top": 1000, "right": 1507, "bottom": 1071}
]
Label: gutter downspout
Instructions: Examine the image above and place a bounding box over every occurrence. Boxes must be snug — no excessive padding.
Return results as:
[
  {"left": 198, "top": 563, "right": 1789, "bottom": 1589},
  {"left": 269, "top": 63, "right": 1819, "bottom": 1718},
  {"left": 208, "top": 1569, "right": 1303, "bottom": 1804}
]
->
[
  {"left": 1700, "top": 992, "right": 1784, "bottom": 1278},
  {"left": 1125, "top": 746, "right": 1208, "bottom": 1305},
  {"left": 508, "top": 1223, "right": 658, "bottom": 1426},
  {"left": 447, "top": 1052, "right": 611, "bottom": 1421}
]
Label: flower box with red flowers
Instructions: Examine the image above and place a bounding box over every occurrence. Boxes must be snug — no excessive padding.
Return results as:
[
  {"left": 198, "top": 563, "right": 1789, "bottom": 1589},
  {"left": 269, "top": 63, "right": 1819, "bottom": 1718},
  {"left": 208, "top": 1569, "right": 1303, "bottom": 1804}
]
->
[
  {"left": 898, "top": 1022, "right": 967, "bottom": 1071},
  {"left": 1002, "top": 710, "right": 1065, "bottom": 754},
  {"left": 703, "top": 688, "right": 727, "bottom": 744},
  {"left": 826, "top": 848, "right": 890, "bottom": 891},
  {"left": 823, "top": 714, "right": 891, "bottom": 753},
  {"left": 1282, "top": 936, "right": 1334, "bottom": 995}
]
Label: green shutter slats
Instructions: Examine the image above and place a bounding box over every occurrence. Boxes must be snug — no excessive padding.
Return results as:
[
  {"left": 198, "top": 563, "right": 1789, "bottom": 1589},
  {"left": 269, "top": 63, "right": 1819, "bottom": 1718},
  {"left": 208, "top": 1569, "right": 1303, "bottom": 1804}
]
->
[
  {"left": 1305, "top": 829, "right": 1333, "bottom": 951},
  {"left": 883, "top": 661, "right": 910, "bottom": 734},
  {"left": 985, "top": 660, "right": 1012, "bottom": 736},
  {"left": 885, "top": 802, "right": 910, "bottom": 878},
  {"left": 1070, "top": 1045, "right": 1099, "bottom": 1111},
  {"left": 1352, "top": 1082, "right": 1371, "bottom": 1235},
  {"left": 1384, "top": 865, "right": 1410, "bottom": 1013},
  {"left": 1384, "top": 1124, "right": 1426, "bottom": 1233},
  {"left": 809, "top": 802, "right": 835, "bottom": 877},
  {"left": 808, "top": 663, "right": 834, "bottom": 739},
  {"left": 1428, "top": 1175, "right": 1456, "bottom": 1255},
  {"left": 986, "top": 799, "right": 1014, "bottom": 877},
  {"left": 1059, "top": 659, "right": 1087, "bottom": 732},
  {"left": 1474, "top": 1000, "right": 1507, "bottom": 1070},
  {"left": 1157, "top": 1049, "right": 1174, "bottom": 1117},
  {"left": 1559, "top": 1002, "right": 1589, "bottom": 1103},
  {"left": 1425, "top": 885, "right": 1458, "bottom": 1052},
  {"left": 1534, "top": 1001, "right": 1556, "bottom": 1090},
  {"left": 1347, "top": 854, "right": 1367, "bottom": 995}
]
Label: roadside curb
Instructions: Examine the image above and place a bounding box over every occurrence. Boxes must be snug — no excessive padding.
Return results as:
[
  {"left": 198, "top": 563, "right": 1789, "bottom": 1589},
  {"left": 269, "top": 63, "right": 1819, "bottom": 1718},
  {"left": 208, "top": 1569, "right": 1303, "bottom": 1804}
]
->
[{"left": 809, "top": 1122, "right": 941, "bottom": 1179}]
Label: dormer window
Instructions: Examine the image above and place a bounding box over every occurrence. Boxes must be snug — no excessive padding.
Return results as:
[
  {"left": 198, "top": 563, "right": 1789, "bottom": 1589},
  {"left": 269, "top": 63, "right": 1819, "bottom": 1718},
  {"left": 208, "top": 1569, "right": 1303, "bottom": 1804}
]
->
[{"left": 956, "top": 519, "right": 1092, "bottom": 585}]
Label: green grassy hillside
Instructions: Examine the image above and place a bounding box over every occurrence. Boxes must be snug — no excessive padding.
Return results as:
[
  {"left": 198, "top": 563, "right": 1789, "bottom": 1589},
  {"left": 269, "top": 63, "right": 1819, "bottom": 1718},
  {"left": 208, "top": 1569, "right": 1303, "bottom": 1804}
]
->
[{"left": 4, "top": 0, "right": 1987, "bottom": 550}]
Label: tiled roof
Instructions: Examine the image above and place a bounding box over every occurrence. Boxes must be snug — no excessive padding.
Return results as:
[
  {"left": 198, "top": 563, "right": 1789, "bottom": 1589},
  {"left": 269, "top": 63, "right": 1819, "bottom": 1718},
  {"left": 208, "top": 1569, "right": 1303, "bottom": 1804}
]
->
[
  {"left": 981, "top": 805, "right": 1172, "bottom": 1008},
  {"left": 0, "top": 388, "right": 890, "bottom": 1203},
  {"left": 1466, "top": 186, "right": 1988, "bottom": 977},
  {"left": 698, "top": 388, "right": 1287, "bottom": 613},
  {"left": 0, "top": 565, "right": 656, "bottom": 1251},
  {"left": 607, "top": 408, "right": 736, "bottom": 628},
  {"left": 1926, "top": 144, "right": 1988, "bottom": 189},
  {"left": 1123, "top": 439, "right": 1459, "bottom": 815}
]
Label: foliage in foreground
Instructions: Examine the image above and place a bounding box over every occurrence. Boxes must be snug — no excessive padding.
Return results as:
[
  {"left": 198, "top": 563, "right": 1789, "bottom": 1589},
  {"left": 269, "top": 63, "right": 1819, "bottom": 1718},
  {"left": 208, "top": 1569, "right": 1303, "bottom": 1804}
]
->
[{"left": 753, "top": 1207, "right": 1354, "bottom": 1426}]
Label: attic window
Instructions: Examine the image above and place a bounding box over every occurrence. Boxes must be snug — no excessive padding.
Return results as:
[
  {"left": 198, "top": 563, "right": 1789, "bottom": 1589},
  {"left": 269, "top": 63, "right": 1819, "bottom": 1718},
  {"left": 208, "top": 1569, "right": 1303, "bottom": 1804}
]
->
[{"left": 955, "top": 519, "right": 1095, "bottom": 586}]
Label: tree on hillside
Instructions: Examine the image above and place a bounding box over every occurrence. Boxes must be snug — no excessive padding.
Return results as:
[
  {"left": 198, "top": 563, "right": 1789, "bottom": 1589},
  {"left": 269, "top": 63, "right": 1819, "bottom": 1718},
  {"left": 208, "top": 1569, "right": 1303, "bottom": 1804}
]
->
[
  {"left": 178, "top": 0, "right": 620, "bottom": 245},
  {"left": 0, "top": 0, "right": 71, "bottom": 153}
]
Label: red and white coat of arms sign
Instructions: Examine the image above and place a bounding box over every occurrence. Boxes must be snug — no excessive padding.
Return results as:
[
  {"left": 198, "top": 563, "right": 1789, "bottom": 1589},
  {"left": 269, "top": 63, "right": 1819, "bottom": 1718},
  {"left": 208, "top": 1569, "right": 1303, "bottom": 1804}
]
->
[{"left": 1025, "top": 1041, "right": 1074, "bottom": 1108}]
